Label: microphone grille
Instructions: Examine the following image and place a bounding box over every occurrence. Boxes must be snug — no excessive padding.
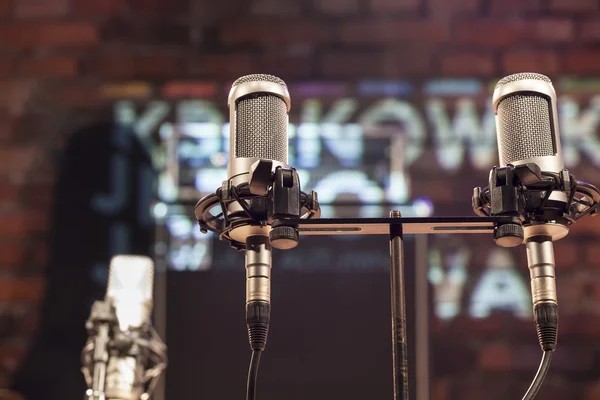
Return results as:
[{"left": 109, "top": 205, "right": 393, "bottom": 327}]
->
[
  {"left": 495, "top": 73, "right": 555, "bottom": 164},
  {"left": 233, "top": 74, "right": 288, "bottom": 162},
  {"left": 232, "top": 73, "right": 287, "bottom": 87},
  {"left": 495, "top": 72, "right": 552, "bottom": 89}
]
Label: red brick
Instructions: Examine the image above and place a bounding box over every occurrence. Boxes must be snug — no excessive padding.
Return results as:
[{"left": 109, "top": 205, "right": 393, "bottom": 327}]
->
[
  {"left": 478, "top": 342, "right": 512, "bottom": 370},
  {"left": 0, "top": 147, "right": 38, "bottom": 174},
  {"left": 532, "top": 19, "right": 574, "bottom": 42},
  {"left": 441, "top": 52, "right": 495, "bottom": 76},
  {"left": 0, "top": 59, "right": 12, "bottom": 78},
  {"left": 99, "top": 82, "right": 152, "bottom": 99},
  {"left": 130, "top": 0, "right": 188, "bottom": 13},
  {"left": 369, "top": 0, "right": 420, "bottom": 13},
  {"left": 382, "top": 48, "right": 434, "bottom": 77},
  {"left": 0, "top": 211, "right": 49, "bottom": 237},
  {"left": 192, "top": 54, "right": 257, "bottom": 79},
  {"left": 0, "top": 242, "right": 26, "bottom": 266},
  {"left": 0, "top": 0, "right": 9, "bottom": 16},
  {"left": 0, "top": 81, "right": 36, "bottom": 117},
  {"left": 15, "top": 0, "right": 68, "bottom": 18},
  {"left": 428, "top": 0, "right": 479, "bottom": 17},
  {"left": 250, "top": 0, "right": 301, "bottom": 15},
  {"left": 456, "top": 20, "right": 524, "bottom": 46},
  {"left": 16, "top": 57, "right": 78, "bottom": 78},
  {"left": 320, "top": 51, "right": 382, "bottom": 78},
  {"left": 0, "top": 185, "right": 19, "bottom": 206},
  {"left": 0, "top": 111, "right": 14, "bottom": 143},
  {"left": 21, "top": 184, "right": 53, "bottom": 209},
  {"left": 581, "top": 18, "right": 600, "bottom": 41},
  {"left": 587, "top": 243, "right": 600, "bottom": 268},
  {"left": 257, "top": 53, "right": 312, "bottom": 79},
  {"left": 86, "top": 55, "right": 186, "bottom": 79},
  {"left": 316, "top": 0, "right": 360, "bottom": 14},
  {"left": 503, "top": 50, "right": 560, "bottom": 75},
  {"left": 0, "top": 275, "right": 45, "bottom": 302},
  {"left": 553, "top": 240, "right": 580, "bottom": 268},
  {"left": 72, "top": 0, "right": 127, "bottom": 15},
  {"left": 433, "top": 378, "right": 451, "bottom": 400},
  {"left": 564, "top": 51, "right": 600, "bottom": 75},
  {"left": 549, "top": 0, "right": 598, "bottom": 12},
  {"left": 161, "top": 81, "right": 216, "bottom": 99},
  {"left": 458, "top": 18, "right": 573, "bottom": 46},
  {"left": 490, "top": 0, "right": 541, "bottom": 15},
  {"left": 102, "top": 20, "right": 189, "bottom": 47},
  {"left": 0, "top": 23, "right": 98, "bottom": 47},
  {"left": 58, "top": 86, "right": 102, "bottom": 108},
  {"left": 29, "top": 239, "right": 48, "bottom": 271},
  {"left": 585, "top": 381, "right": 600, "bottom": 400},
  {"left": 340, "top": 19, "right": 449, "bottom": 44},
  {"left": 221, "top": 19, "right": 332, "bottom": 46}
]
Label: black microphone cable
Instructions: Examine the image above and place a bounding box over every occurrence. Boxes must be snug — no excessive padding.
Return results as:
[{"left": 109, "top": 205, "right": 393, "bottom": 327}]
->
[{"left": 522, "top": 350, "right": 553, "bottom": 400}]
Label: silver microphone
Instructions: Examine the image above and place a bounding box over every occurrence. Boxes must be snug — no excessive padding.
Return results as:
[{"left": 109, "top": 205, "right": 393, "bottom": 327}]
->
[
  {"left": 104, "top": 255, "right": 154, "bottom": 400},
  {"left": 493, "top": 72, "right": 568, "bottom": 243},
  {"left": 493, "top": 73, "right": 561, "bottom": 352},
  {"left": 227, "top": 73, "right": 290, "bottom": 181},
  {"left": 106, "top": 255, "right": 154, "bottom": 333},
  {"left": 226, "top": 74, "right": 292, "bottom": 244}
]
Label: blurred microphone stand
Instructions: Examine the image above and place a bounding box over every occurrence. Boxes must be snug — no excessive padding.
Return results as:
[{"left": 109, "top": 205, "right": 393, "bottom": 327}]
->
[{"left": 82, "top": 301, "right": 118, "bottom": 400}]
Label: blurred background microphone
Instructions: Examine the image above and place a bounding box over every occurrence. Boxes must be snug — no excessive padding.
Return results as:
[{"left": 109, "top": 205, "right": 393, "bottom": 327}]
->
[
  {"left": 104, "top": 255, "right": 155, "bottom": 400},
  {"left": 82, "top": 255, "right": 167, "bottom": 400}
]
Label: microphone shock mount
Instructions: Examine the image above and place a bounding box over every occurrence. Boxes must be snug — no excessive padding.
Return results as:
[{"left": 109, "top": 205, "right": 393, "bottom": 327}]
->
[
  {"left": 472, "top": 163, "right": 600, "bottom": 247},
  {"left": 195, "top": 159, "right": 321, "bottom": 251}
]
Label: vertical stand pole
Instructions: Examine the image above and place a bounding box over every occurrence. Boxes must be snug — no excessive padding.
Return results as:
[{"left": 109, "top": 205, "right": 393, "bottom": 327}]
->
[{"left": 389, "top": 210, "right": 409, "bottom": 400}]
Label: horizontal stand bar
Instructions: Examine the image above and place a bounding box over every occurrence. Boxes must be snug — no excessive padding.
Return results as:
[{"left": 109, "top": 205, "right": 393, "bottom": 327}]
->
[{"left": 286, "top": 216, "right": 512, "bottom": 236}]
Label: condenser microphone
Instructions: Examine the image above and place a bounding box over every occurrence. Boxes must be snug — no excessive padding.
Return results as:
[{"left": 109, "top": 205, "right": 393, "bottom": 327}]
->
[
  {"left": 492, "top": 72, "right": 569, "bottom": 243},
  {"left": 227, "top": 73, "right": 291, "bottom": 181},
  {"left": 224, "top": 74, "right": 293, "bottom": 245},
  {"left": 82, "top": 255, "right": 167, "bottom": 400},
  {"left": 103, "top": 255, "right": 154, "bottom": 400},
  {"left": 492, "top": 73, "right": 562, "bottom": 356}
]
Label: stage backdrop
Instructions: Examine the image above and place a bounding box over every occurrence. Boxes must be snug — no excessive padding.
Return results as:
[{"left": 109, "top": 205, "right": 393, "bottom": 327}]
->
[{"left": 14, "top": 77, "right": 600, "bottom": 400}]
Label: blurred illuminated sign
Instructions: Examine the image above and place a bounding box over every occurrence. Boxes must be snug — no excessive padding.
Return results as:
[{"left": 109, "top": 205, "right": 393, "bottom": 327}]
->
[
  {"left": 105, "top": 78, "right": 600, "bottom": 321},
  {"left": 113, "top": 78, "right": 600, "bottom": 207}
]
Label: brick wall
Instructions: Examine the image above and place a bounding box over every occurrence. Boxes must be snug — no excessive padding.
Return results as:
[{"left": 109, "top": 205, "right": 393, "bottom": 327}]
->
[{"left": 1, "top": 0, "right": 600, "bottom": 398}]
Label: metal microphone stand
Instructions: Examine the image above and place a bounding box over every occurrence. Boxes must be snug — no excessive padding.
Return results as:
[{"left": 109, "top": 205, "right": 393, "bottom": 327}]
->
[
  {"left": 282, "top": 214, "right": 514, "bottom": 400},
  {"left": 389, "top": 210, "right": 409, "bottom": 400},
  {"left": 195, "top": 160, "right": 519, "bottom": 400},
  {"left": 82, "top": 301, "right": 118, "bottom": 400}
]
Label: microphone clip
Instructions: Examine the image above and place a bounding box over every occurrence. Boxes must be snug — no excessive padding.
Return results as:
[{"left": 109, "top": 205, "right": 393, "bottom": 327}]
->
[
  {"left": 195, "top": 159, "right": 321, "bottom": 251},
  {"left": 473, "top": 163, "right": 600, "bottom": 247}
]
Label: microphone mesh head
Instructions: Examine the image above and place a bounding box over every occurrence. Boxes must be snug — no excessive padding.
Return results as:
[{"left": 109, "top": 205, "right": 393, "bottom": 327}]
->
[
  {"left": 106, "top": 255, "right": 154, "bottom": 330},
  {"left": 495, "top": 72, "right": 552, "bottom": 87},
  {"left": 495, "top": 73, "right": 555, "bottom": 164},
  {"left": 232, "top": 74, "right": 288, "bottom": 162}
]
